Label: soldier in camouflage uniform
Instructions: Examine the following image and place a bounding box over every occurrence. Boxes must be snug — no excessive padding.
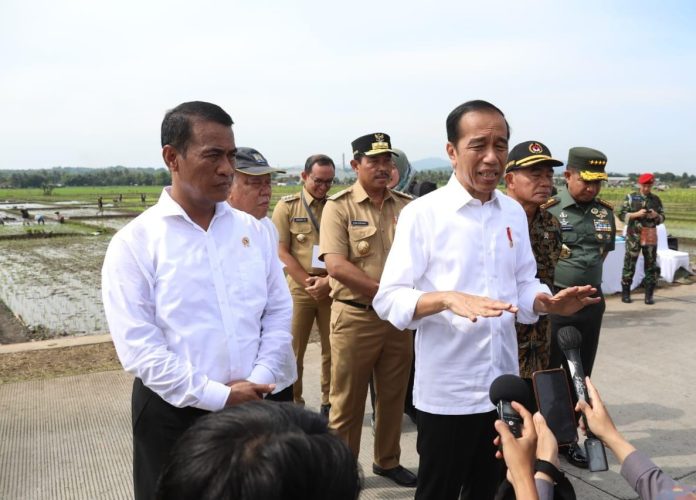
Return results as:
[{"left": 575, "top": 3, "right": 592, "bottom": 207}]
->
[
  {"left": 618, "top": 172, "right": 665, "bottom": 305},
  {"left": 504, "top": 140, "right": 563, "bottom": 405}
]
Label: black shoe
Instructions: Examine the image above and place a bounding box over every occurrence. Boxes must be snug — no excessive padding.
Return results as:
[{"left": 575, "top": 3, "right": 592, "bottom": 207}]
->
[
  {"left": 320, "top": 404, "right": 330, "bottom": 418},
  {"left": 372, "top": 464, "right": 417, "bottom": 487},
  {"left": 621, "top": 284, "right": 632, "bottom": 303},
  {"left": 645, "top": 285, "right": 655, "bottom": 305},
  {"left": 564, "top": 442, "right": 588, "bottom": 469}
]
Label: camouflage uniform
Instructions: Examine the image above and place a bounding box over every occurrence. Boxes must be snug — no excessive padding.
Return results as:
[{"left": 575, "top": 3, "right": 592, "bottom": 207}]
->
[
  {"left": 618, "top": 192, "right": 665, "bottom": 286},
  {"left": 516, "top": 207, "right": 562, "bottom": 378}
]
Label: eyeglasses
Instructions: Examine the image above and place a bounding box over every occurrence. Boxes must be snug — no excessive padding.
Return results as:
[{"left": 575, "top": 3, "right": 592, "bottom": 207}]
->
[{"left": 309, "top": 176, "right": 334, "bottom": 187}]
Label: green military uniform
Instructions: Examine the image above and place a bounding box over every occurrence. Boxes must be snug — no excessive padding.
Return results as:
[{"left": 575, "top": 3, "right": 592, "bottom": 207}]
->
[
  {"left": 618, "top": 190, "right": 665, "bottom": 288},
  {"left": 546, "top": 188, "right": 615, "bottom": 289},
  {"left": 271, "top": 187, "right": 332, "bottom": 407},
  {"left": 546, "top": 147, "right": 615, "bottom": 402}
]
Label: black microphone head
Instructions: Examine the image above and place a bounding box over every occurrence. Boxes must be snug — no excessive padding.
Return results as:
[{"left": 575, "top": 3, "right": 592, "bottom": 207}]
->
[
  {"left": 557, "top": 326, "right": 583, "bottom": 351},
  {"left": 489, "top": 374, "right": 532, "bottom": 411}
]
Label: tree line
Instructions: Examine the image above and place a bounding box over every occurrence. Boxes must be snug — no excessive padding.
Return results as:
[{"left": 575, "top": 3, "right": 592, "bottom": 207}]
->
[{"left": 0, "top": 166, "right": 171, "bottom": 189}]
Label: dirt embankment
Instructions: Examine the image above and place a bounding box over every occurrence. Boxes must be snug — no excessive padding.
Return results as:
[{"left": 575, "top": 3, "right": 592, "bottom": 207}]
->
[{"left": 0, "top": 299, "right": 28, "bottom": 344}]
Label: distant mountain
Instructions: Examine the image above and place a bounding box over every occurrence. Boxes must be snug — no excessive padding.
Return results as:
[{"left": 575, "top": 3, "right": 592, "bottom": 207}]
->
[{"left": 411, "top": 157, "right": 450, "bottom": 171}]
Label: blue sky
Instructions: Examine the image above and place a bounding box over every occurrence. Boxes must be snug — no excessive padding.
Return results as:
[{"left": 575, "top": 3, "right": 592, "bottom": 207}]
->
[{"left": 1, "top": 0, "right": 695, "bottom": 174}]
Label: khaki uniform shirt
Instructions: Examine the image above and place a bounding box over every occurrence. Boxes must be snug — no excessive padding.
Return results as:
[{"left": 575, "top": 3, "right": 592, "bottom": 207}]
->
[
  {"left": 319, "top": 181, "right": 412, "bottom": 304},
  {"left": 271, "top": 186, "right": 327, "bottom": 293},
  {"left": 515, "top": 208, "right": 562, "bottom": 377},
  {"left": 546, "top": 188, "right": 616, "bottom": 288}
]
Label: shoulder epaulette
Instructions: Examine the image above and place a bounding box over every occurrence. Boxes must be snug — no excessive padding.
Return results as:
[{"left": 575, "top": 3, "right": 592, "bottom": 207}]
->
[
  {"left": 328, "top": 188, "right": 352, "bottom": 201},
  {"left": 596, "top": 198, "right": 614, "bottom": 210},
  {"left": 391, "top": 189, "right": 414, "bottom": 200},
  {"left": 280, "top": 193, "right": 301, "bottom": 203},
  {"left": 541, "top": 197, "right": 560, "bottom": 210}
]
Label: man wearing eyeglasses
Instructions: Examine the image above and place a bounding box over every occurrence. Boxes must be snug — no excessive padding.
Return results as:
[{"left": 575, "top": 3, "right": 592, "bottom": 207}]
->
[{"left": 272, "top": 154, "right": 336, "bottom": 416}]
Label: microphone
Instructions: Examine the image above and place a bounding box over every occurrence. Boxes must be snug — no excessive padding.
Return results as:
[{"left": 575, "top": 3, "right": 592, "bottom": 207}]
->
[
  {"left": 557, "top": 326, "right": 608, "bottom": 472},
  {"left": 489, "top": 374, "right": 532, "bottom": 438}
]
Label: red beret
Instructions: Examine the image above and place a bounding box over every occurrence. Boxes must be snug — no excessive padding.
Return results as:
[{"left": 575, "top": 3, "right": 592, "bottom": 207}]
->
[{"left": 638, "top": 173, "right": 654, "bottom": 185}]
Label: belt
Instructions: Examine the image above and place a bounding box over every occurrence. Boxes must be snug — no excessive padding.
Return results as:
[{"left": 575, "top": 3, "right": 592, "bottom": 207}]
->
[
  {"left": 308, "top": 273, "right": 328, "bottom": 277},
  {"left": 335, "top": 299, "right": 374, "bottom": 311}
]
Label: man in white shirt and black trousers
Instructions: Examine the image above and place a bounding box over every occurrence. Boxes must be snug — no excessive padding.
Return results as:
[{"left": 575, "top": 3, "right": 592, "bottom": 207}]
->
[
  {"left": 101, "top": 101, "right": 295, "bottom": 500},
  {"left": 373, "top": 100, "right": 598, "bottom": 500}
]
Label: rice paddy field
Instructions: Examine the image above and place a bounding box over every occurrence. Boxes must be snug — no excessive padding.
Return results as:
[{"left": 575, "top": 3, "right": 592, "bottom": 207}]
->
[{"left": 0, "top": 184, "right": 694, "bottom": 339}]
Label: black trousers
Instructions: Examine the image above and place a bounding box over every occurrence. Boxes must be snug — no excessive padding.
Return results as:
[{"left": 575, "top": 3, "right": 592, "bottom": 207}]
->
[
  {"left": 132, "top": 379, "right": 294, "bottom": 499},
  {"left": 549, "top": 288, "right": 606, "bottom": 420},
  {"left": 132, "top": 378, "right": 209, "bottom": 500},
  {"left": 415, "top": 409, "right": 501, "bottom": 500}
]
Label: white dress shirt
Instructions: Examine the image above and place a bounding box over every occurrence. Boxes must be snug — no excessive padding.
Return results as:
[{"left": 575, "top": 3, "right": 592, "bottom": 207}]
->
[
  {"left": 373, "top": 175, "right": 550, "bottom": 415},
  {"left": 102, "top": 188, "right": 295, "bottom": 412}
]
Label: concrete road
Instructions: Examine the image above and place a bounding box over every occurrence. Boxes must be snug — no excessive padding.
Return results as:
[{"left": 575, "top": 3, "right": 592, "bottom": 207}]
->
[{"left": 1, "top": 284, "right": 695, "bottom": 499}]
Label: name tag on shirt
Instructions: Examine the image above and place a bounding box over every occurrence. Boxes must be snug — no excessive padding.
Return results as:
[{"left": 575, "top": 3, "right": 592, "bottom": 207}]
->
[
  {"left": 351, "top": 220, "right": 369, "bottom": 226},
  {"left": 293, "top": 217, "right": 308, "bottom": 222},
  {"left": 312, "top": 245, "right": 326, "bottom": 269}
]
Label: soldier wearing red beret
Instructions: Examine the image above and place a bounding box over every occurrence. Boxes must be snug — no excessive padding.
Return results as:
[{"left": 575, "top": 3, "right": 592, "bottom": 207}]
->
[{"left": 618, "top": 173, "right": 665, "bottom": 304}]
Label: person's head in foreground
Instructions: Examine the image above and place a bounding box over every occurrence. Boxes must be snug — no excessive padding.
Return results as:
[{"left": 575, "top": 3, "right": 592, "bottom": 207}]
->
[{"left": 156, "top": 401, "right": 361, "bottom": 500}]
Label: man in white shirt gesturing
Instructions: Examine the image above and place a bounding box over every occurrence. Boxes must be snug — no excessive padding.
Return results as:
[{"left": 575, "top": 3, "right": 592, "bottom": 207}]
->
[
  {"left": 373, "top": 100, "right": 598, "bottom": 500},
  {"left": 101, "top": 101, "right": 294, "bottom": 500}
]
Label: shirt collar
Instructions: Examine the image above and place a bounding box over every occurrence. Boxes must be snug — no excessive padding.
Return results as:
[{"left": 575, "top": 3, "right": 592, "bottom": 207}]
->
[
  {"left": 442, "top": 173, "right": 501, "bottom": 211},
  {"left": 557, "top": 187, "right": 581, "bottom": 209},
  {"left": 351, "top": 180, "right": 393, "bottom": 203},
  {"left": 157, "top": 187, "right": 231, "bottom": 225},
  {"left": 302, "top": 186, "right": 326, "bottom": 205}
]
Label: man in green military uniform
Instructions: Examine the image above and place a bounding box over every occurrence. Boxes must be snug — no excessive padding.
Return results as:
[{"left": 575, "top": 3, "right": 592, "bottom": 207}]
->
[
  {"left": 504, "top": 140, "right": 563, "bottom": 399},
  {"left": 618, "top": 172, "right": 665, "bottom": 305},
  {"left": 545, "top": 146, "right": 616, "bottom": 469}
]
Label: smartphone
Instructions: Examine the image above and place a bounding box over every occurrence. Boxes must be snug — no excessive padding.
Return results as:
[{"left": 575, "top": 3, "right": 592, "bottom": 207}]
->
[{"left": 532, "top": 368, "right": 577, "bottom": 445}]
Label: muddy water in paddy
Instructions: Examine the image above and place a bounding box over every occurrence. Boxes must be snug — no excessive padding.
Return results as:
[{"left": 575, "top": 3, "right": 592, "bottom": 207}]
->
[{"left": 0, "top": 236, "right": 111, "bottom": 335}]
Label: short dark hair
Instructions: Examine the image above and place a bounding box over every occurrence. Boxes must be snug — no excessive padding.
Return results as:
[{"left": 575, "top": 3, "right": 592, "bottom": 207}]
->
[
  {"left": 156, "top": 402, "right": 361, "bottom": 500},
  {"left": 446, "top": 100, "right": 510, "bottom": 143},
  {"left": 304, "top": 154, "right": 336, "bottom": 174},
  {"left": 161, "top": 101, "right": 233, "bottom": 155}
]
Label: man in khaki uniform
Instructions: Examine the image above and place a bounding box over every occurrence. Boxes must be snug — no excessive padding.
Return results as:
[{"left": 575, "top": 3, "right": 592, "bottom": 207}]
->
[
  {"left": 320, "top": 133, "right": 416, "bottom": 488},
  {"left": 272, "top": 154, "right": 336, "bottom": 415}
]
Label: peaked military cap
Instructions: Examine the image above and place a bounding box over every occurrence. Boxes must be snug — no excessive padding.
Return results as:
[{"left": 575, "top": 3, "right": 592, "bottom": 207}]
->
[
  {"left": 505, "top": 140, "right": 564, "bottom": 173},
  {"left": 235, "top": 147, "right": 286, "bottom": 175},
  {"left": 566, "top": 146, "right": 608, "bottom": 181},
  {"left": 352, "top": 133, "right": 399, "bottom": 158}
]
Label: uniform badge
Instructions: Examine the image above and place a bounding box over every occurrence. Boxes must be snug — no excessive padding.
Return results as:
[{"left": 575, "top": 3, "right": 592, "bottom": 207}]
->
[
  {"left": 296, "top": 233, "right": 307, "bottom": 243},
  {"left": 591, "top": 208, "right": 598, "bottom": 215},
  {"left": 242, "top": 237, "right": 250, "bottom": 247},
  {"left": 357, "top": 241, "right": 370, "bottom": 255},
  {"left": 560, "top": 244, "right": 571, "bottom": 259},
  {"left": 529, "top": 142, "right": 543, "bottom": 154}
]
